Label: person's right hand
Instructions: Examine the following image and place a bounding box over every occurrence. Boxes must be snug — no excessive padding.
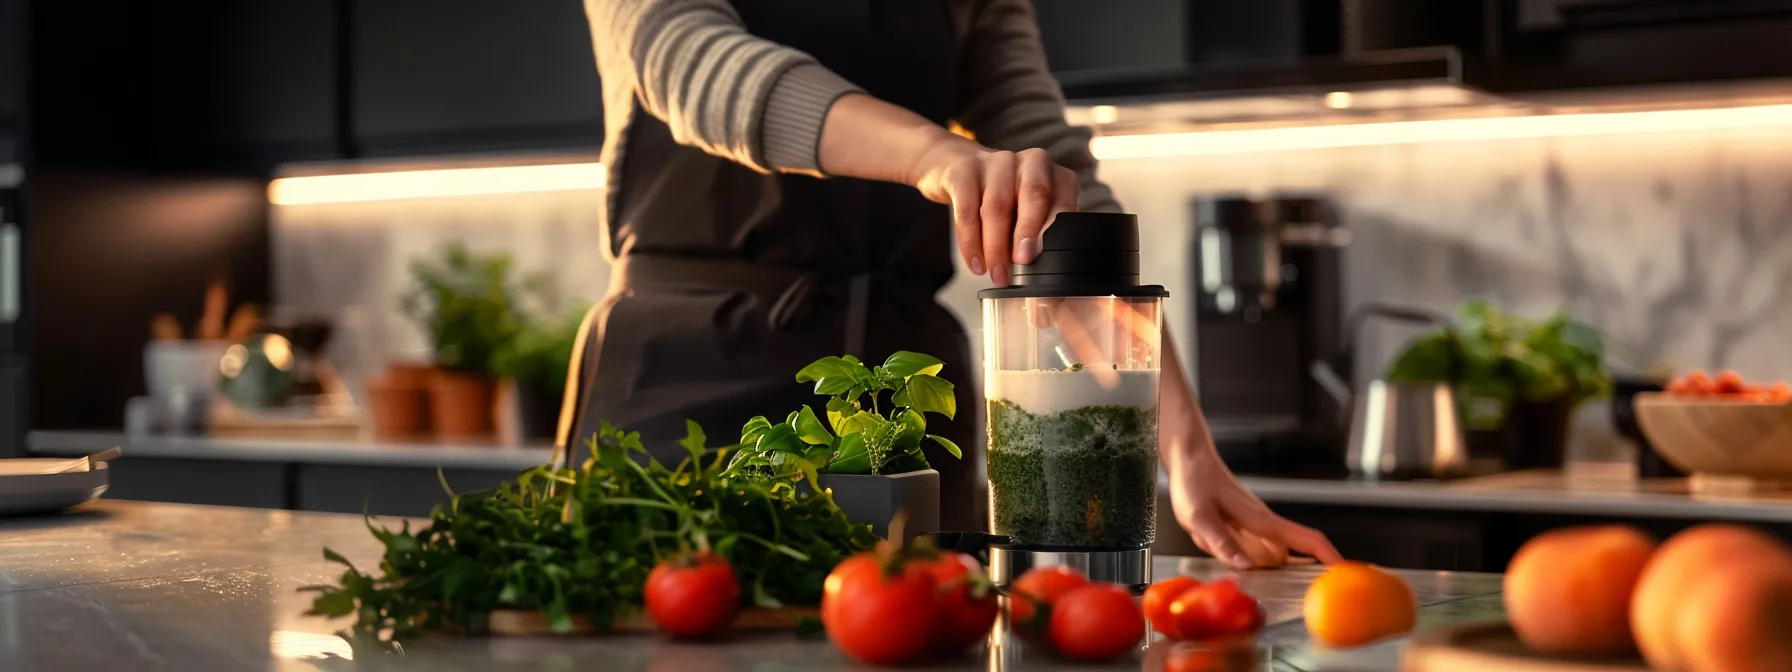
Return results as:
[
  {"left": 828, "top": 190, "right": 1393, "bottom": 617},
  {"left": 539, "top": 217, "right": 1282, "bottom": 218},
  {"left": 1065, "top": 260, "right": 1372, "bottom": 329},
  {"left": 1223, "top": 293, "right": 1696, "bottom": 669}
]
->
[{"left": 905, "top": 131, "right": 1079, "bottom": 287}]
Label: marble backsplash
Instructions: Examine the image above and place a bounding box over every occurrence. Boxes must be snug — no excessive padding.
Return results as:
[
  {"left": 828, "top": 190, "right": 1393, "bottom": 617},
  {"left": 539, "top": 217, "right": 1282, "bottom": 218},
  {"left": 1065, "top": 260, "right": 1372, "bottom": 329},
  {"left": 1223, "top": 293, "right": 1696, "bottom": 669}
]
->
[{"left": 276, "top": 123, "right": 1792, "bottom": 461}]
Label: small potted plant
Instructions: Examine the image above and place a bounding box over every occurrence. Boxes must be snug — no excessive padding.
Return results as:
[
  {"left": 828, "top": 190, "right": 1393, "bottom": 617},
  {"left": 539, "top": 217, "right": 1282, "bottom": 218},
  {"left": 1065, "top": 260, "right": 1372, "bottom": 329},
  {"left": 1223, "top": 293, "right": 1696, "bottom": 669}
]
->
[
  {"left": 401, "top": 242, "right": 522, "bottom": 438},
  {"left": 724, "top": 351, "right": 960, "bottom": 539},
  {"left": 492, "top": 308, "right": 584, "bottom": 441},
  {"left": 1387, "top": 299, "right": 1612, "bottom": 469}
]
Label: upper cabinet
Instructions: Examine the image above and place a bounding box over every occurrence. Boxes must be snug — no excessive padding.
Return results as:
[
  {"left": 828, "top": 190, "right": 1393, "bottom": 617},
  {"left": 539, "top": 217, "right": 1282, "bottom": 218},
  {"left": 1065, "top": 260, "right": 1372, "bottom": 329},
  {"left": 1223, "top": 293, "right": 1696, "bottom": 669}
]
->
[
  {"left": 351, "top": 0, "right": 605, "bottom": 157},
  {"left": 0, "top": 0, "right": 23, "bottom": 124},
  {"left": 1032, "top": 0, "right": 1188, "bottom": 73},
  {"left": 200, "top": 0, "right": 339, "bottom": 164}
]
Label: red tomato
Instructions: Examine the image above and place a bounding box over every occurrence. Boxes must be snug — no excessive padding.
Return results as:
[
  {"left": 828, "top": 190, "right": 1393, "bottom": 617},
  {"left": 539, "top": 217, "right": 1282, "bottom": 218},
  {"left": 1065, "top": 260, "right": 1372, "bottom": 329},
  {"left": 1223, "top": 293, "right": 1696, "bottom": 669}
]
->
[
  {"left": 1715, "top": 370, "right": 1747, "bottom": 394},
  {"left": 1770, "top": 381, "right": 1792, "bottom": 403},
  {"left": 1143, "top": 576, "right": 1201, "bottom": 638},
  {"left": 1683, "top": 370, "right": 1715, "bottom": 395},
  {"left": 1007, "top": 565, "right": 1090, "bottom": 635},
  {"left": 1169, "top": 579, "right": 1264, "bottom": 640},
  {"left": 644, "top": 552, "right": 740, "bottom": 638},
  {"left": 1048, "top": 583, "right": 1146, "bottom": 661},
  {"left": 821, "top": 552, "right": 939, "bottom": 665},
  {"left": 926, "top": 552, "right": 999, "bottom": 654}
]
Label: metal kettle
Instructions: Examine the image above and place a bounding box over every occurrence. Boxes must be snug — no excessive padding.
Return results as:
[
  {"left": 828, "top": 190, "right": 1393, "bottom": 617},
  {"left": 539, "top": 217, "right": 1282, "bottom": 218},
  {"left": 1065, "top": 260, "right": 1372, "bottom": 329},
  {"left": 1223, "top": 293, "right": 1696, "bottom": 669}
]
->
[{"left": 1309, "top": 304, "right": 1469, "bottom": 480}]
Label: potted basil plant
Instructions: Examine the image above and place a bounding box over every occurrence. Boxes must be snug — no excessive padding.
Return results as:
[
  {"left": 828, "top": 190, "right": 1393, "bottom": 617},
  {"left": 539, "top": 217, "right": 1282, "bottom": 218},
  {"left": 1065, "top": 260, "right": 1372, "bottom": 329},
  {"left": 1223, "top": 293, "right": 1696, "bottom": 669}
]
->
[{"left": 725, "top": 351, "right": 961, "bottom": 539}]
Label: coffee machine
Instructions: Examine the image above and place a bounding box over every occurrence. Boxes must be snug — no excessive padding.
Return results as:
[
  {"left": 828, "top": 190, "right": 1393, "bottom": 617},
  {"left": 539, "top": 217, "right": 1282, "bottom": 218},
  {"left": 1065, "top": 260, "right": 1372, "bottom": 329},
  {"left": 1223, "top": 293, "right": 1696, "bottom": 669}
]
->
[{"left": 1191, "top": 196, "right": 1352, "bottom": 476}]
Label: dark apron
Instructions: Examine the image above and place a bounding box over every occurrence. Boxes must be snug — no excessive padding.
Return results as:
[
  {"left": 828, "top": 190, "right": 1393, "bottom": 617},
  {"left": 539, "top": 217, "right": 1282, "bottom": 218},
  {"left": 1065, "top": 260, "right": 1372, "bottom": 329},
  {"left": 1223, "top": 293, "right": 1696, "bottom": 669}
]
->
[{"left": 558, "top": 0, "right": 982, "bottom": 529}]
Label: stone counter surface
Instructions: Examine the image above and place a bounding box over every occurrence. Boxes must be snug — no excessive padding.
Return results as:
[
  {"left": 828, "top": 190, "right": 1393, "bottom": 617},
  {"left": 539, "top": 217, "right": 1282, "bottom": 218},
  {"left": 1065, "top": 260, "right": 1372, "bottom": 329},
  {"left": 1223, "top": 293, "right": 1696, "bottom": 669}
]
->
[
  {"left": 0, "top": 501, "right": 1505, "bottom": 671},
  {"left": 32, "top": 430, "right": 1792, "bottom": 521}
]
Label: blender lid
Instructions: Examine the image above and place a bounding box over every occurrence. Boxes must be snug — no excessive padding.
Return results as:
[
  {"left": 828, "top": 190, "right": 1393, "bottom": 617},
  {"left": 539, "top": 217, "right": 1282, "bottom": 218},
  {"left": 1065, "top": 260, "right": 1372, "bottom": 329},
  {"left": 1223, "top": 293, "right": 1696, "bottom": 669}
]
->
[{"left": 978, "top": 212, "right": 1169, "bottom": 300}]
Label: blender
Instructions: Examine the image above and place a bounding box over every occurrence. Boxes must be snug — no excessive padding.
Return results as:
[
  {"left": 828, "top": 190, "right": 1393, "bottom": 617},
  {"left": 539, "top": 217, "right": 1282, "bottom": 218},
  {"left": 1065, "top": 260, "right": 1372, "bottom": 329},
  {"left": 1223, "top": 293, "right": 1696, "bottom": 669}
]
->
[{"left": 942, "top": 211, "right": 1167, "bottom": 591}]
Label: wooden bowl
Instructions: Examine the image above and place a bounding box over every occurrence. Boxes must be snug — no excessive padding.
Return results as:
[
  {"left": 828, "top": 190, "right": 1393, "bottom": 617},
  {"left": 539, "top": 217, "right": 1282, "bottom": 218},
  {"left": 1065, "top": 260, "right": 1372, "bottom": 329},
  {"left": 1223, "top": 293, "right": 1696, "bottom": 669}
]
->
[{"left": 1634, "top": 392, "right": 1792, "bottom": 487}]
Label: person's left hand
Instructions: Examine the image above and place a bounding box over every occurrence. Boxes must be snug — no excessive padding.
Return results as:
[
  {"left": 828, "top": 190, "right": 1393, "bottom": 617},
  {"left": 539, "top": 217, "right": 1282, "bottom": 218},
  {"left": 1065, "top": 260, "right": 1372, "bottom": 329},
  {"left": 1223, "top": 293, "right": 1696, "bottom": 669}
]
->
[{"left": 1162, "top": 403, "right": 1344, "bottom": 570}]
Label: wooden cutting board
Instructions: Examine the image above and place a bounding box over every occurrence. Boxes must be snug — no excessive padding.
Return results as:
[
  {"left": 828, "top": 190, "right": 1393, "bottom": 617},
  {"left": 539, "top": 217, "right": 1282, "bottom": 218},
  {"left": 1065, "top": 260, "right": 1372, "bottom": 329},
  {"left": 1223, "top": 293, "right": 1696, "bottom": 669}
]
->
[
  {"left": 1401, "top": 623, "right": 1649, "bottom": 672},
  {"left": 488, "top": 606, "right": 820, "bottom": 637}
]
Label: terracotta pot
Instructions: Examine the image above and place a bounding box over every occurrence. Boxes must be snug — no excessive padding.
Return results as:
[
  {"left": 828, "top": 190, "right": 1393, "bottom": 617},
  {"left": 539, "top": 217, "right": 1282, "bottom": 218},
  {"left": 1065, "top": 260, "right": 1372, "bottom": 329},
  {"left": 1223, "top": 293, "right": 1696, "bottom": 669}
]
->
[
  {"left": 429, "top": 370, "right": 496, "bottom": 438},
  {"left": 387, "top": 362, "right": 436, "bottom": 389},
  {"left": 365, "top": 375, "right": 429, "bottom": 438}
]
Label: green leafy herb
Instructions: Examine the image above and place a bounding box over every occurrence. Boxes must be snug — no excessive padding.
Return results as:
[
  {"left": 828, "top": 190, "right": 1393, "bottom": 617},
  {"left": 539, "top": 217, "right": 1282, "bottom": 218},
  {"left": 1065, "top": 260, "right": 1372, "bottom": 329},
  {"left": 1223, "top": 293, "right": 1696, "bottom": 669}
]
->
[
  {"left": 727, "top": 352, "right": 961, "bottom": 478},
  {"left": 491, "top": 307, "right": 585, "bottom": 391},
  {"left": 1386, "top": 299, "right": 1612, "bottom": 429},
  {"left": 401, "top": 242, "right": 524, "bottom": 374},
  {"left": 300, "top": 420, "right": 876, "bottom": 648}
]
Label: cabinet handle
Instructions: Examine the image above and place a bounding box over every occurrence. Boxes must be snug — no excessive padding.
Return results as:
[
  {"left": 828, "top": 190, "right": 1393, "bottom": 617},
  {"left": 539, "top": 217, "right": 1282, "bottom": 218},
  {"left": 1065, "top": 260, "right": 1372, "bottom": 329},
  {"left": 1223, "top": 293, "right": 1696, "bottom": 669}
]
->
[{"left": 0, "top": 223, "right": 18, "bottom": 323}]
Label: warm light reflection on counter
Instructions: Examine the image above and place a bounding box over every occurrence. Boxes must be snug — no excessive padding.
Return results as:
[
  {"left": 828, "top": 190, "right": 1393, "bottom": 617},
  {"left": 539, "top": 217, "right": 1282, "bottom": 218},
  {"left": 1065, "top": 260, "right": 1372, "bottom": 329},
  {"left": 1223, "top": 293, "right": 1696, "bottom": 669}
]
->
[
  {"left": 1089, "top": 103, "right": 1792, "bottom": 160},
  {"left": 267, "top": 162, "right": 607, "bottom": 205},
  {"left": 270, "top": 630, "right": 354, "bottom": 660}
]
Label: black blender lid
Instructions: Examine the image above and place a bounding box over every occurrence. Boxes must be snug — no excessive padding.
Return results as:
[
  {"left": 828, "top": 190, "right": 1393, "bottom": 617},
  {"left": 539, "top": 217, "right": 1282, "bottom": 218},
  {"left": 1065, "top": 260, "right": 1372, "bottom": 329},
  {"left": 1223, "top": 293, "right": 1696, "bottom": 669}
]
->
[{"left": 978, "top": 211, "right": 1169, "bottom": 300}]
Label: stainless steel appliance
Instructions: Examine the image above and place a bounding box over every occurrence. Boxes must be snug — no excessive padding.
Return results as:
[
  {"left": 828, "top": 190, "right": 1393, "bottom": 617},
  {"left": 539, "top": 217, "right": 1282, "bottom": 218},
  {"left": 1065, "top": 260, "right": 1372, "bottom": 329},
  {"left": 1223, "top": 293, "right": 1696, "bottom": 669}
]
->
[
  {"left": 1310, "top": 304, "right": 1470, "bottom": 480},
  {"left": 976, "top": 212, "right": 1168, "bottom": 591}
]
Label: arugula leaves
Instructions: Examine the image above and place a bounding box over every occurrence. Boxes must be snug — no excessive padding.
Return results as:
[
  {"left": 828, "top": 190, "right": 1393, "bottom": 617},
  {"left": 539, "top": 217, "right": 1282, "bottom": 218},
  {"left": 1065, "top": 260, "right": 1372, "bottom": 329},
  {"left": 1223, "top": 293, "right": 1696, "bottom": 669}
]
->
[
  {"left": 726, "top": 352, "right": 961, "bottom": 478},
  {"left": 1387, "top": 299, "right": 1611, "bottom": 429},
  {"left": 301, "top": 420, "right": 876, "bottom": 647}
]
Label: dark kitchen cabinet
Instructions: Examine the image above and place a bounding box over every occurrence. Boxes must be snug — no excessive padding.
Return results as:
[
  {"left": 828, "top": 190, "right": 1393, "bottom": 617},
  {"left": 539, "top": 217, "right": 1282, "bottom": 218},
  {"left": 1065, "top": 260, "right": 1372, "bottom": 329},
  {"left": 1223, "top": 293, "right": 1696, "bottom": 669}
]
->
[
  {"left": 0, "top": 0, "right": 22, "bottom": 123},
  {"left": 0, "top": 360, "right": 23, "bottom": 457},
  {"left": 199, "top": 0, "right": 339, "bottom": 164},
  {"left": 32, "top": 0, "right": 336, "bottom": 170},
  {"left": 1031, "top": 0, "right": 1188, "bottom": 73},
  {"left": 351, "top": 0, "right": 604, "bottom": 156},
  {"left": 1032, "top": 0, "right": 1342, "bottom": 75}
]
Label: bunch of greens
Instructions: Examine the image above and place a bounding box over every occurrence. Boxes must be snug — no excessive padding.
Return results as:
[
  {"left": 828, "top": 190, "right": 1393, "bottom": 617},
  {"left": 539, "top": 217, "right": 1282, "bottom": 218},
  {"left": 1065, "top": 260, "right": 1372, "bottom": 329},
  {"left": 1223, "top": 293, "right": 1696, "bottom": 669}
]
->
[
  {"left": 401, "top": 242, "right": 524, "bottom": 374},
  {"left": 726, "top": 352, "right": 961, "bottom": 478},
  {"left": 302, "top": 420, "right": 876, "bottom": 646},
  {"left": 491, "top": 307, "right": 585, "bottom": 391},
  {"left": 1387, "top": 299, "right": 1611, "bottom": 429}
]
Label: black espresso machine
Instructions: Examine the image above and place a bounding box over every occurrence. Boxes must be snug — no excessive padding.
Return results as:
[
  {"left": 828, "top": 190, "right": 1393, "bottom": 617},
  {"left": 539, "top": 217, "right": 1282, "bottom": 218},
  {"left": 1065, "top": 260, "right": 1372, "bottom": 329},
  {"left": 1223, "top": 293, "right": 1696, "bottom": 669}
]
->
[{"left": 1190, "top": 195, "right": 1356, "bottom": 478}]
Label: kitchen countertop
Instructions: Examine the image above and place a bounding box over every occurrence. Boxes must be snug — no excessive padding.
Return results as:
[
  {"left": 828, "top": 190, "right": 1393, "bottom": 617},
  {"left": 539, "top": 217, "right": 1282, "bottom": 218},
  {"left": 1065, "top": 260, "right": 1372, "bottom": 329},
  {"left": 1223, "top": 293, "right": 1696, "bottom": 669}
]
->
[
  {"left": 31, "top": 430, "right": 1792, "bottom": 522},
  {"left": 0, "top": 500, "right": 1503, "bottom": 671},
  {"left": 27, "top": 430, "right": 553, "bottom": 471}
]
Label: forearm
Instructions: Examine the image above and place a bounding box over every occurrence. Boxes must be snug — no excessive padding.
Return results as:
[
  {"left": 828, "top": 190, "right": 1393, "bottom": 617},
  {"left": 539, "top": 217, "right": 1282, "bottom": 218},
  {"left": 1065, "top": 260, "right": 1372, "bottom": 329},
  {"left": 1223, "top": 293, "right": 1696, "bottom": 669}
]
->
[
  {"left": 1160, "top": 328, "right": 1216, "bottom": 469},
  {"left": 816, "top": 93, "right": 972, "bottom": 185}
]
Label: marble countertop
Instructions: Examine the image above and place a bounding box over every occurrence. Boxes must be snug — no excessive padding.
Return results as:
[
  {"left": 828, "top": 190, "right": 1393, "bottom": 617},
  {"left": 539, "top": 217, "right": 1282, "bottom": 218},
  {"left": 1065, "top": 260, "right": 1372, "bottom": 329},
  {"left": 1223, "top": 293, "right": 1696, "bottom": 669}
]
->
[
  {"left": 1234, "top": 467, "right": 1792, "bottom": 522},
  {"left": 27, "top": 430, "right": 553, "bottom": 471},
  {"left": 0, "top": 500, "right": 1502, "bottom": 671},
  {"left": 33, "top": 430, "right": 1792, "bottom": 522}
]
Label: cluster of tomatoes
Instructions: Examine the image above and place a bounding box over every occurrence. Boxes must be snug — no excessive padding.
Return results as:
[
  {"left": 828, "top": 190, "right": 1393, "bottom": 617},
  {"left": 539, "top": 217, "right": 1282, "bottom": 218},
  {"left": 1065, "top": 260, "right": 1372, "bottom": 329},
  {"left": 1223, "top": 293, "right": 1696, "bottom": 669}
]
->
[
  {"left": 642, "top": 543, "right": 1273, "bottom": 666},
  {"left": 1140, "top": 575, "right": 1265, "bottom": 642},
  {"left": 1665, "top": 369, "right": 1792, "bottom": 402}
]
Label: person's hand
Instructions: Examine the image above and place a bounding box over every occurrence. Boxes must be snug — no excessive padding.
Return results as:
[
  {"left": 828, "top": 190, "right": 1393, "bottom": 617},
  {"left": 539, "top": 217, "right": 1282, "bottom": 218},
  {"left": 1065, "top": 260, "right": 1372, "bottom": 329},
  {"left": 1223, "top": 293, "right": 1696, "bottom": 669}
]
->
[
  {"left": 1163, "top": 405, "right": 1344, "bottom": 570},
  {"left": 903, "top": 130, "right": 1078, "bottom": 286}
]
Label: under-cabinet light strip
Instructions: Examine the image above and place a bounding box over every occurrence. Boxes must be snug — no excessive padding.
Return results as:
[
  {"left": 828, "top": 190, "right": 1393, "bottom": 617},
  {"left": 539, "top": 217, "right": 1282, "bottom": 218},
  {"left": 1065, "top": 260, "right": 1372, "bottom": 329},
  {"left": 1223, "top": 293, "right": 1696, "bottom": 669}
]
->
[
  {"left": 267, "top": 162, "right": 607, "bottom": 205},
  {"left": 1088, "top": 103, "right": 1792, "bottom": 160},
  {"left": 266, "top": 103, "right": 1792, "bottom": 205}
]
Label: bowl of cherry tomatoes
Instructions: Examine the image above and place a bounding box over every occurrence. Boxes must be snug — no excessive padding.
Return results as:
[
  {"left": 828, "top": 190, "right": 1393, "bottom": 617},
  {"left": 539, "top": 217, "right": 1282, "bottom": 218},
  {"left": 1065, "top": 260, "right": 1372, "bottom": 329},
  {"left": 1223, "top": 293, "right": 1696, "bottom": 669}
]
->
[{"left": 1636, "top": 370, "right": 1792, "bottom": 484}]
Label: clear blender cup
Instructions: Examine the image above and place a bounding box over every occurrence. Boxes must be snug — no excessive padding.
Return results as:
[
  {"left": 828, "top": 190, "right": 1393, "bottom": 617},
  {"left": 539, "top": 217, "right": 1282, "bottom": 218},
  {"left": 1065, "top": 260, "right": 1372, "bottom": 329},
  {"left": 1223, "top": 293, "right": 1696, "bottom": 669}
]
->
[{"left": 979, "top": 212, "right": 1166, "bottom": 588}]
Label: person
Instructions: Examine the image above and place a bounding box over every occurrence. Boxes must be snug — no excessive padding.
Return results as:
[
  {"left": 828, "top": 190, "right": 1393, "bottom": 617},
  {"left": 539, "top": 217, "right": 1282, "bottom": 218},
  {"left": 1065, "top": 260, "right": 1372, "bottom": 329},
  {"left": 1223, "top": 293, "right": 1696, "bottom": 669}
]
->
[{"left": 567, "top": 0, "right": 1342, "bottom": 569}]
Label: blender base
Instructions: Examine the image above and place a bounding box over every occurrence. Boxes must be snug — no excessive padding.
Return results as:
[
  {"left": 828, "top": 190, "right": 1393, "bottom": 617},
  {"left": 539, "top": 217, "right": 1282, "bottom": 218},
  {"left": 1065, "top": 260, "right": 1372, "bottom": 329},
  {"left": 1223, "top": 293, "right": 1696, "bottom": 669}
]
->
[{"left": 989, "top": 546, "right": 1152, "bottom": 593}]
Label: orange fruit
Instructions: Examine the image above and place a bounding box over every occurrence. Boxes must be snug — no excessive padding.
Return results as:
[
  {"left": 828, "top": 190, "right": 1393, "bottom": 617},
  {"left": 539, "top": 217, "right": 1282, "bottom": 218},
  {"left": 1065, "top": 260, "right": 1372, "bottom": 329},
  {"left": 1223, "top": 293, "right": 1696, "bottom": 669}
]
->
[
  {"left": 1505, "top": 525, "right": 1656, "bottom": 655},
  {"left": 1303, "top": 562, "right": 1416, "bottom": 648},
  {"left": 1633, "top": 524, "right": 1792, "bottom": 672}
]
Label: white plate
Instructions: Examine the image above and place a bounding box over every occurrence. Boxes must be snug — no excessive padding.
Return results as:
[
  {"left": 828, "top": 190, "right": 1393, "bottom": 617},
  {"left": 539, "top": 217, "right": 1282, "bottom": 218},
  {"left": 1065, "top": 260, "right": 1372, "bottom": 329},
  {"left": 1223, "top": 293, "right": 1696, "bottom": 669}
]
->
[{"left": 0, "top": 461, "right": 108, "bottom": 515}]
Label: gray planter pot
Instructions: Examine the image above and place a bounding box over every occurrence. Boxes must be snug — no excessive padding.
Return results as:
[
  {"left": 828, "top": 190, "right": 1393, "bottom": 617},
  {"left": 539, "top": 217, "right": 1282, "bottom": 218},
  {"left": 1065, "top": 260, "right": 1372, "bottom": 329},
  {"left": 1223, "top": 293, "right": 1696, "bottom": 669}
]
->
[{"left": 811, "top": 470, "right": 940, "bottom": 541}]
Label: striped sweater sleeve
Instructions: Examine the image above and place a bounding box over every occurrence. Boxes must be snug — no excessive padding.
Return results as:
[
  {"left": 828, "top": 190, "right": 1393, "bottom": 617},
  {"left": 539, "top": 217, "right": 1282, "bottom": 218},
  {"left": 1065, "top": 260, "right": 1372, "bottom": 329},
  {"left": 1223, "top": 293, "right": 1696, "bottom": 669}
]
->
[
  {"left": 952, "top": 0, "right": 1121, "bottom": 212},
  {"left": 584, "top": 0, "right": 862, "bottom": 175}
]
